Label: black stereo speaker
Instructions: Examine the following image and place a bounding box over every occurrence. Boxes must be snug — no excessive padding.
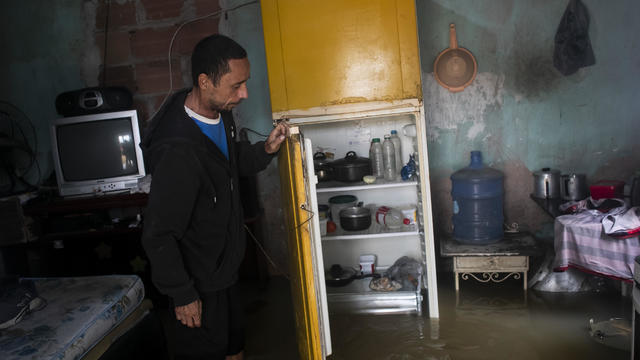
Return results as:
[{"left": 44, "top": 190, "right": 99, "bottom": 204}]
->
[{"left": 55, "top": 87, "right": 133, "bottom": 117}]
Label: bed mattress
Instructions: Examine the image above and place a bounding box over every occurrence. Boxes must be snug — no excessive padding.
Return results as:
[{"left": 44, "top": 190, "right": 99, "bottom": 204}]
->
[{"left": 0, "top": 275, "right": 144, "bottom": 360}]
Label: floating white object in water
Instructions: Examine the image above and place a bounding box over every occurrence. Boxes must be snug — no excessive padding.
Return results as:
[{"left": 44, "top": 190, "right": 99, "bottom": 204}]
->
[{"left": 589, "top": 318, "right": 631, "bottom": 351}]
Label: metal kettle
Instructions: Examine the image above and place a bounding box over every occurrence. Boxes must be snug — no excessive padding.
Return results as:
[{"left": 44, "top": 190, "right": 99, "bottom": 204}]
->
[
  {"left": 532, "top": 168, "right": 561, "bottom": 199},
  {"left": 561, "top": 173, "right": 588, "bottom": 201}
]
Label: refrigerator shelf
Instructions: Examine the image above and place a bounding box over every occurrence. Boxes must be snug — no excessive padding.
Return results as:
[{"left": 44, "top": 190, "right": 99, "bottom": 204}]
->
[
  {"left": 321, "top": 223, "right": 418, "bottom": 240},
  {"left": 325, "top": 277, "right": 421, "bottom": 314},
  {"left": 316, "top": 179, "right": 418, "bottom": 193}
]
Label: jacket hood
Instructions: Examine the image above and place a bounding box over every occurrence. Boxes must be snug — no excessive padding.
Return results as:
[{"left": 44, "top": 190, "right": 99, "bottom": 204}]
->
[{"left": 141, "top": 89, "right": 211, "bottom": 172}]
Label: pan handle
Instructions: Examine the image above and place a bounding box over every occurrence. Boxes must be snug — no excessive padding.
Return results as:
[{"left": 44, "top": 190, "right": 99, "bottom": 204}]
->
[{"left": 449, "top": 23, "right": 458, "bottom": 49}]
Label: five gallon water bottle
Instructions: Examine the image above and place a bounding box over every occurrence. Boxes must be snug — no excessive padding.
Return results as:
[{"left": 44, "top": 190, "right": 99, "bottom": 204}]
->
[
  {"left": 382, "top": 135, "right": 396, "bottom": 181},
  {"left": 369, "top": 138, "right": 384, "bottom": 178},
  {"left": 450, "top": 151, "right": 504, "bottom": 244},
  {"left": 390, "top": 130, "right": 402, "bottom": 173}
]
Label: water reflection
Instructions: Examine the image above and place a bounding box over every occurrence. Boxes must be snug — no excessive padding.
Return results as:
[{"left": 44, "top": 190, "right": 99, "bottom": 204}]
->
[{"left": 327, "top": 275, "right": 630, "bottom": 360}]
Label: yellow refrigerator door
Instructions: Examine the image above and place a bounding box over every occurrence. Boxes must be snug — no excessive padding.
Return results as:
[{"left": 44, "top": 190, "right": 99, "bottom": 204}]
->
[
  {"left": 278, "top": 130, "right": 331, "bottom": 359},
  {"left": 261, "top": 0, "right": 422, "bottom": 112}
]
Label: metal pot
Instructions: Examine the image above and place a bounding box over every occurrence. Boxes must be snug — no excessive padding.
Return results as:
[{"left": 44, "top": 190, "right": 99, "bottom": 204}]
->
[
  {"left": 339, "top": 206, "right": 371, "bottom": 231},
  {"left": 329, "top": 195, "right": 357, "bottom": 229},
  {"left": 313, "top": 152, "right": 333, "bottom": 182},
  {"left": 326, "top": 264, "right": 357, "bottom": 287},
  {"left": 316, "top": 166, "right": 332, "bottom": 181},
  {"left": 330, "top": 151, "right": 371, "bottom": 182},
  {"left": 532, "top": 168, "right": 561, "bottom": 199},
  {"left": 561, "top": 173, "right": 588, "bottom": 201}
]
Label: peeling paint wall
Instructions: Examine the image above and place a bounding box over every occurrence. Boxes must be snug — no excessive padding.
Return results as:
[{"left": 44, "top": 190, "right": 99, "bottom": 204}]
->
[
  {"left": 225, "top": 0, "right": 640, "bottom": 273},
  {"left": 5, "top": 1, "right": 637, "bottom": 276},
  {"left": 416, "top": 0, "right": 640, "bottom": 237}
]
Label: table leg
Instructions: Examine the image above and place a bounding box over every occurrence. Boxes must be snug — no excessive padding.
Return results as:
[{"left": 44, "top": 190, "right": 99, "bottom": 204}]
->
[
  {"left": 523, "top": 271, "right": 527, "bottom": 290},
  {"left": 455, "top": 271, "right": 459, "bottom": 291}
]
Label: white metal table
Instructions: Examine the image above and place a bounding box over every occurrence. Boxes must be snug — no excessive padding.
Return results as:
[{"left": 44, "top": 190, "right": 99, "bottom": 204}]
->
[{"left": 440, "top": 234, "right": 539, "bottom": 291}]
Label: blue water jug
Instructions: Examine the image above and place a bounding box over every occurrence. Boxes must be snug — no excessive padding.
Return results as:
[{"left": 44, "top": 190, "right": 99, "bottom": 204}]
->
[{"left": 451, "top": 151, "right": 504, "bottom": 244}]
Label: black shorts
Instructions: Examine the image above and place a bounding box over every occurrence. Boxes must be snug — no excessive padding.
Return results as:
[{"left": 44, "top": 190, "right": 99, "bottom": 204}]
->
[{"left": 171, "top": 284, "right": 244, "bottom": 360}]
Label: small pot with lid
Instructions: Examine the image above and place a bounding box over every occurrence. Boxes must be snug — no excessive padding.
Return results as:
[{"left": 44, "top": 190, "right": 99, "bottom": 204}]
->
[
  {"left": 532, "top": 168, "right": 561, "bottom": 199},
  {"left": 330, "top": 151, "right": 371, "bottom": 182},
  {"left": 561, "top": 173, "right": 588, "bottom": 201}
]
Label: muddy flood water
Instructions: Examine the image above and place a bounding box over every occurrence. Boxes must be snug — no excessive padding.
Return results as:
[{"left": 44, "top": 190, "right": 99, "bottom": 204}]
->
[{"left": 242, "top": 273, "right": 632, "bottom": 360}]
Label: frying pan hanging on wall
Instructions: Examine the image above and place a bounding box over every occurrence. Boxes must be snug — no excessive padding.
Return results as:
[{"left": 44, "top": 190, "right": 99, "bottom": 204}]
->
[{"left": 434, "top": 24, "right": 477, "bottom": 92}]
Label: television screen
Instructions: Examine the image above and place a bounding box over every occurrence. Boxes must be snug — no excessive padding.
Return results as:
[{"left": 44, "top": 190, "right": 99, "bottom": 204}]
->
[
  {"left": 57, "top": 118, "right": 139, "bottom": 181},
  {"left": 50, "top": 110, "right": 146, "bottom": 197}
]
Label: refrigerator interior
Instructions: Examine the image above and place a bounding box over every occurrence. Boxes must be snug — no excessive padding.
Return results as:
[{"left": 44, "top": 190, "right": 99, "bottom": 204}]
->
[{"left": 295, "top": 112, "right": 429, "bottom": 314}]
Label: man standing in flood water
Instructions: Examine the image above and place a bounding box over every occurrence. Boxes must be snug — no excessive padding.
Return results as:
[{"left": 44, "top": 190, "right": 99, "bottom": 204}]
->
[{"left": 141, "top": 34, "right": 288, "bottom": 360}]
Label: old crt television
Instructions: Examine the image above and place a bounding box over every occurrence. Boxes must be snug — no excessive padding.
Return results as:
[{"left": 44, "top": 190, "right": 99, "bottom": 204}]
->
[{"left": 50, "top": 110, "right": 146, "bottom": 197}]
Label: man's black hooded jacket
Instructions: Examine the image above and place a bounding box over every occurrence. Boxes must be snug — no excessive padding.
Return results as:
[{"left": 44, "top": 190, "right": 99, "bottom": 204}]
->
[{"left": 140, "top": 89, "right": 274, "bottom": 306}]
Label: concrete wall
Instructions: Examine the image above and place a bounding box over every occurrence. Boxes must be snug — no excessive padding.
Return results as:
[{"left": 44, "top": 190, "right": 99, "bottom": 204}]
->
[
  {"left": 0, "top": 0, "right": 87, "bottom": 190},
  {"left": 0, "top": 0, "right": 221, "bottom": 194},
  {"left": 2, "top": 1, "right": 638, "bottom": 274},
  {"left": 416, "top": 0, "right": 640, "bottom": 237},
  {"left": 225, "top": 0, "right": 640, "bottom": 271}
]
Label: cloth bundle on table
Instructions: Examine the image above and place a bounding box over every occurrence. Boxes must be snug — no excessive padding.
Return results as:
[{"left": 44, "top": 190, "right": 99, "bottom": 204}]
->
[
  {"left": 554, "top": 200, "right": 640, "bottom": 281},
  {"left": 602, "top": 207, "right": 640, "bottom": 238}
]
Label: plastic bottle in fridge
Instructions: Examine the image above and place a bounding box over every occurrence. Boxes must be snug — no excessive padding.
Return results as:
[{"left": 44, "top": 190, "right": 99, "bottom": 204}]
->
[
  {"left": 375, "top": 206, "right": 410, "bottom": 229},
  {"left": 390, "top": 130, "right": 402, "bottom": 173},
  {"left": 382, "top": 134, "right": 396, "bottom": 181},
  {"left": 369, "top": 138, "right": 384, "bottom": 178}
]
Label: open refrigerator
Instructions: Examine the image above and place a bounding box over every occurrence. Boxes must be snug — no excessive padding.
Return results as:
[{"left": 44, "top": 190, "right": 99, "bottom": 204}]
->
[
  {"left": 260, "top": 1, "right": 434, "bottom": 357},
  {"left": 276, "top": 99, "right": 439, "bottom": 359}
]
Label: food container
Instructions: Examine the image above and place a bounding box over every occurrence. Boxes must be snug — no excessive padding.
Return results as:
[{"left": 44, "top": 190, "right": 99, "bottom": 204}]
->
[
  {"left": 399, "top": 205, "right": 417, "bottom": 225},
  {"left": 590, "top": 180, "right": 625, "bottom": 200},
  {"left": 318, "top": 204, "right": 330, "bottom": 220},
  {"left": 339, "top": 206, "right": 372, "bottom": 231},
  {"left": 359, "top": 254, "right": 377, "bottom": 275},
  {"left": 319, "top": 217, "right": 327, "bottom": 236},
  {"left": 330, "top": 151, "right": 371, "bottom": 182}
]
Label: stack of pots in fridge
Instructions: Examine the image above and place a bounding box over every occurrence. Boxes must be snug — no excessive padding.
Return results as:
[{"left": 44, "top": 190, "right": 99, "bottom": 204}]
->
[
  {"left": 328, "top": 195, "right": 372, "bottom": 231},
  {"left": 313, "top": 152, "right": 333, "bottom": 182}
]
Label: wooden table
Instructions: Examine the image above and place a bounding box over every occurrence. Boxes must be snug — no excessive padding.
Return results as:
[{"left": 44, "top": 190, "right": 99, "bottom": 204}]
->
[{"left": 440, "top": 233, "right": 539, "bottom": 291}]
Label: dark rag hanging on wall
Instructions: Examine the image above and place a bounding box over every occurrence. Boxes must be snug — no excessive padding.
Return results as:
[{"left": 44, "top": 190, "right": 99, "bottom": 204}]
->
[{"left": 553, "top": 0, "right": 596, "bottom": 76}]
